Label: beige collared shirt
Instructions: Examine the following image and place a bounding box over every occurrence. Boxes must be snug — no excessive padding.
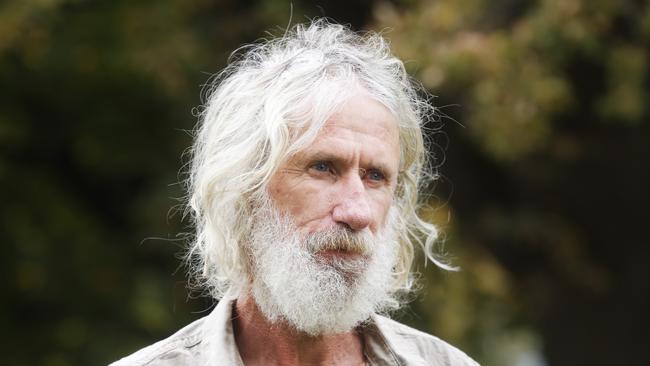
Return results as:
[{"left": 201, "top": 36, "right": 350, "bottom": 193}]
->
[{"left": 110, "top": 294, "right": 479, "bottom": 366}]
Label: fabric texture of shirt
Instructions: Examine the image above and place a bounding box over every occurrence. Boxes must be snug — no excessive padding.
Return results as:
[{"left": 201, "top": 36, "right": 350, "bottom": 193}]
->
[{"left": 110, "top": 293, "right": 479, "bottom": 366}]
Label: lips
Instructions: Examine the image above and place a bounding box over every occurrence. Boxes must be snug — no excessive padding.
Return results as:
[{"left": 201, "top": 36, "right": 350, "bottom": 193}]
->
[
  {"left": 317, "top": 248, "right": 365, "bottom": 259},
  {"left": 306, "top": 233, "right": 372, "bottom": 255}
]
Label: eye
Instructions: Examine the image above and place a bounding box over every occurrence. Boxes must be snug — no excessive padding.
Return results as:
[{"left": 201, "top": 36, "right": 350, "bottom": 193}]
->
[
  {"left": 310, "top": 161, "right": 332, "bottom": 173},
  {"left": 366, "top": 169, "right": 385, "bottom": 182}
]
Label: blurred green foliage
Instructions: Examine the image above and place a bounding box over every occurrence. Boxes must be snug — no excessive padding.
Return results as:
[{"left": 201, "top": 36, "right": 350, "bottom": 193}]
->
[{"left": 1, "top": 0, "right": 648, "bottom": 365}]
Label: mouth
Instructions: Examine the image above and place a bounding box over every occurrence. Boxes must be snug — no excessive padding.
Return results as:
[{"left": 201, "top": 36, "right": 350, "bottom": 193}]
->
[
  {"left": 316, "top": 249, "right": 365, "bottom": 261},
  {"left": 314, "top": 248, "right": 371, "bottom": 269}
]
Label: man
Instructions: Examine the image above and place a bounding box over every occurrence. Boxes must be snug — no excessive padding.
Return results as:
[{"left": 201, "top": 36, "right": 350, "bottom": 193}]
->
[{"left": 112, "top": 19, "right": 478, "bottom": 366}]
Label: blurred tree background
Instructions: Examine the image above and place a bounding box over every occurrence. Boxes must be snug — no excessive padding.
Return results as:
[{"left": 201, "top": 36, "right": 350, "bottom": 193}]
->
[{"left": 1, "top": 0, "right": 648, "bottom": 365}]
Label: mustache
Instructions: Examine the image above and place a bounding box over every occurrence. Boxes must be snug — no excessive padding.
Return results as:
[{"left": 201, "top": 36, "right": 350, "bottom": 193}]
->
[{"left": 303, "top": 227, "right": 373, "bottom": 256}]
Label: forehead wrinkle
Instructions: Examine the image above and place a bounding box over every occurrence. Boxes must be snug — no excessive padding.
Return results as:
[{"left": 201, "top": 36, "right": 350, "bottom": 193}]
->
[{"left": 322, "top": 115, "right": 397, "bottom": 141}]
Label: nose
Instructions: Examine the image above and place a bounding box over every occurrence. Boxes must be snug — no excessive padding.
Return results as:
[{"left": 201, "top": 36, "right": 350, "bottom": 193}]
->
[{"left": 331, "top": 174, "right": 372, "bottom": 231}]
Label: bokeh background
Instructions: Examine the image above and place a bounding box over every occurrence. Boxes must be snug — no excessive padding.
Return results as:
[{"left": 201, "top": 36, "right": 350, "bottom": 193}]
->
[{"left": 2, "top": 0, "right": 649, "bottom": 365}]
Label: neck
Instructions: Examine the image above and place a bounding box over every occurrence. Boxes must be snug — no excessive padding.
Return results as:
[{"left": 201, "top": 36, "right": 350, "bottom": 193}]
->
[{"left": 233, "top": 289, "right": 366, "bottom": 366}]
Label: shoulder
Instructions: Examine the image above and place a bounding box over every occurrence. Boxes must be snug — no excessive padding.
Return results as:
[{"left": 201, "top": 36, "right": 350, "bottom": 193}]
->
[
  {"left": 109, "top": 317, "right": 206, "bottom": 366},
  {"left": 373, "top": 314, "right": 480, "bottom": 366}
]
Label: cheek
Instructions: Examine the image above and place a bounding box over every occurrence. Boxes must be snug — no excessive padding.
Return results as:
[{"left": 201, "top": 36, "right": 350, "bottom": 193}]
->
[
  {"left": 269, "top": 179, "right": 334, "bottom": 221},
  {"left": 369, "top": 192, "right": 394, "bottom": 226}
]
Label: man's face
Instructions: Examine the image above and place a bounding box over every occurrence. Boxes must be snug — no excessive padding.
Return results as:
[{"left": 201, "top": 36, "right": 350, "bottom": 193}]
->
[
  {"left": 268, "top": 92, "right": 400, "bottom": 250},
  {"left": 247, "top": 92, "right": 402, "bottom": 335}
]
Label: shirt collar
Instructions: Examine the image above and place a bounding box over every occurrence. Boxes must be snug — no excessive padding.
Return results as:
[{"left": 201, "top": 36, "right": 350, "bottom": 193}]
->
[
  {"left": 198, "top": 294, "right": 401, "bottom": 366},
  {"left": 200, "top": 291, "right": 245, "bottom": 366}
]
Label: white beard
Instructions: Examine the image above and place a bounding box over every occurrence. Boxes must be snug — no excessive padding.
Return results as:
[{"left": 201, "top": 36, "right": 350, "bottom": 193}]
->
[{"left": 247, "top": 195, "right": 399, "bottom": 336}]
